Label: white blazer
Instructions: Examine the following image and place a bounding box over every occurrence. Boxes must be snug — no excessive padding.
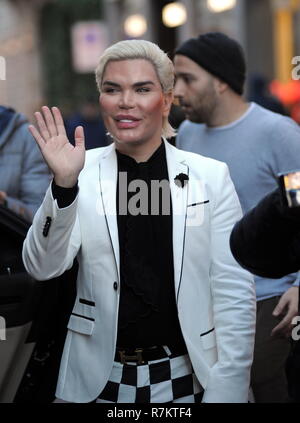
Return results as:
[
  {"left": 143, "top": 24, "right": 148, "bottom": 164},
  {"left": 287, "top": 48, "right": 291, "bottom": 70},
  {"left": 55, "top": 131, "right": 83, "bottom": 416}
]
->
[{"left": 22, "top": 140, "right": 256, "bottom": 403}]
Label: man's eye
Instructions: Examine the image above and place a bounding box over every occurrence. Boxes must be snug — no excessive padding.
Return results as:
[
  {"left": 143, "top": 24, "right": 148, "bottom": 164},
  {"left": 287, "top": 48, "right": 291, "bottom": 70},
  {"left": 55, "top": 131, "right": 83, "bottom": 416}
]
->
[
  {"left": 103, "top": 87, "right": 118, "bottom": 93},
  {"left": 137, "top": 87, "right": 150, "bottom": 93},
  {"left": 183, "top": 76, "right": 192, "bottom": 83}
]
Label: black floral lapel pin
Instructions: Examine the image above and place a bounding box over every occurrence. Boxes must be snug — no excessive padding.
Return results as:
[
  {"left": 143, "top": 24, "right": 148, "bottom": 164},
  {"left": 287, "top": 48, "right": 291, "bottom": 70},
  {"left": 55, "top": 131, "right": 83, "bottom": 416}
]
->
[{"left": 174, "top": 173, "right": 189, "bottom": 188}]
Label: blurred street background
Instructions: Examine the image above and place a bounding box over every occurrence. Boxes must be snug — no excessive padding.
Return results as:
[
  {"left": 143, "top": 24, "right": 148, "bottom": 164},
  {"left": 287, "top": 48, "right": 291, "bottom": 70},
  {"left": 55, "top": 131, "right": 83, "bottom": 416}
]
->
[{"left": 1, "top": 0, "right": 300, "bottom": 123}]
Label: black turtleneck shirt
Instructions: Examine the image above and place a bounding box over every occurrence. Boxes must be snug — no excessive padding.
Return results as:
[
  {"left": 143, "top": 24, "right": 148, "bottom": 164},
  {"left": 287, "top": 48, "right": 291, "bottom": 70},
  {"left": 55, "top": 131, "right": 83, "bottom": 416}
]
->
[{"left": 52, "top": 142, "right": 187, "bottom": 351}]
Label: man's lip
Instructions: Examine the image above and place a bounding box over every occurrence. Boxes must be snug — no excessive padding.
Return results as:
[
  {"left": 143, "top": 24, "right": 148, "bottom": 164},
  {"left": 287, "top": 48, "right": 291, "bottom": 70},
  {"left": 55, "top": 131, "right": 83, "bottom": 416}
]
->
[
  {"left": 115, "top": 119, "right": 141, "bottom": 129},
  {"left": 181, "top": 105, "right": 191, "bottom": 113},
  {"left": 115, "top": 115, "right": 140, "bottom": 121}
]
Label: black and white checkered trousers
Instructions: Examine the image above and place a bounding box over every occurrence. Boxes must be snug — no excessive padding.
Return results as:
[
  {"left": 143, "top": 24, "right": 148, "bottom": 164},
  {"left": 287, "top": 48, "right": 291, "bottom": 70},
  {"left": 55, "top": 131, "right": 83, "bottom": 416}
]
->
[{"left": 96, "top": 347, "right": 204, "bottom": 403}]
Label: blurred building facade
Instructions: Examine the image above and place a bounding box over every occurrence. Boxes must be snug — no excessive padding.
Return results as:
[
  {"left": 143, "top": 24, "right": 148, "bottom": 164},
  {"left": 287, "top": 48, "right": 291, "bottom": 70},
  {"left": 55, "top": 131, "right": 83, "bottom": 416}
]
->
[
  {"left": 1, "top": 0, "right": 300, "bottom": 120},
  {"left": 0, "top": 0, "right": 47, "bottom": 119}
]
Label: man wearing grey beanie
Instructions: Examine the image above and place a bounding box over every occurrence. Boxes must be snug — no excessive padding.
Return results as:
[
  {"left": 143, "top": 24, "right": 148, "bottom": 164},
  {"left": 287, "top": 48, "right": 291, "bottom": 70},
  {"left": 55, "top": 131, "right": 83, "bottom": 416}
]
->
[{"left": 174, "top": 32, "right": 300, "bottom": 403}]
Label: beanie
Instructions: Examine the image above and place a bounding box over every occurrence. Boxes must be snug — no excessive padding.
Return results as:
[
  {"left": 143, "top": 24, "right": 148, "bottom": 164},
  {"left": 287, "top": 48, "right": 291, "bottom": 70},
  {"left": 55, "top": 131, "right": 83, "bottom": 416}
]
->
[{"left": 175, "top": 32, "right": 246, "bottom": 95}]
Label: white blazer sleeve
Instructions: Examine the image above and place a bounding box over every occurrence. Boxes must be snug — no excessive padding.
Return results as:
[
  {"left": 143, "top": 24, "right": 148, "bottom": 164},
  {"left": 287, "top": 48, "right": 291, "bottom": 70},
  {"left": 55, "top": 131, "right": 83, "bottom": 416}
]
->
[
  {"left": 202, "top": 163, "right": 256, "bottom": 403},
  {"left": 22, "top": 184, "right": 81, "bottom": 281}
]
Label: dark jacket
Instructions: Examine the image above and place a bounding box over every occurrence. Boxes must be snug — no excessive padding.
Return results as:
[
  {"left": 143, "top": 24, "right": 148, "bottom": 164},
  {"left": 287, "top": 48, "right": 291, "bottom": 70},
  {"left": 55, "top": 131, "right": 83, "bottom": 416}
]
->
[
  {"left": 0, "top": 106, "right": 50, "bottom": 221},
  {"left": 230, "top": 188, "right": 300, "bottom": 278}
]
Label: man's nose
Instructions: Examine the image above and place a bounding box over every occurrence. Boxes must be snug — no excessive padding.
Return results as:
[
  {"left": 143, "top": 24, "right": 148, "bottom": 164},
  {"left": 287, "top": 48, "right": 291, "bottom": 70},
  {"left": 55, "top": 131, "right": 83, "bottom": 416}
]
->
[
  {"left": 174, "top": 79, "right": 184, "bottom": 99},
  {"left": 119, "top": 91, "right": 135, "bottom": 108}
]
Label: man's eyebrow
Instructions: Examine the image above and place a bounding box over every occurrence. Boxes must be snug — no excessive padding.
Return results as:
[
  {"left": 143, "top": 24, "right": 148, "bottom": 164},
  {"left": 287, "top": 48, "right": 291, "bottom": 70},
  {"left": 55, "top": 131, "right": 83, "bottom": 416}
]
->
[
  {"left": 175, "top": 72, "right": 194, "bottom": 77},
  {"left": 133, "top": 81, "right": 155, "bottom": 87},
  {"left": 102, "top": 80, "right": 155, "bottom": 87},
  {"left": 102, "top": 81, "right": 120, "bottom": 87}
]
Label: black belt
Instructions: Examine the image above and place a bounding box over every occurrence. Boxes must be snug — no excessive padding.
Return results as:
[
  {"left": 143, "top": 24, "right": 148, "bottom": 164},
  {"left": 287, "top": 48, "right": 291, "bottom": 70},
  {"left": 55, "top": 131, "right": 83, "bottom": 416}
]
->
[{"left": 114, "top": 345, "right": 187, "bottom": 365}]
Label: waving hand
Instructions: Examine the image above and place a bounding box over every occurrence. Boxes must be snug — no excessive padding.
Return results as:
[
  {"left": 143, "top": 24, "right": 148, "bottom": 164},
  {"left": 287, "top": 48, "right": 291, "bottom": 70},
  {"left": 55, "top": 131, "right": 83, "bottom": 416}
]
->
[{"left": 29, "top": 106, "right": 85, "bottom": 187}]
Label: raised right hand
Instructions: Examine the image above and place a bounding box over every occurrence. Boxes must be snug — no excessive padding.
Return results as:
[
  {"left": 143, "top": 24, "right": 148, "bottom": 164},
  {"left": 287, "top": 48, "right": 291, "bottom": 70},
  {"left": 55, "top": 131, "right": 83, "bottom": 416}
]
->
[{"left": 29, "top": 106, "right": 85, "bottom": 188}]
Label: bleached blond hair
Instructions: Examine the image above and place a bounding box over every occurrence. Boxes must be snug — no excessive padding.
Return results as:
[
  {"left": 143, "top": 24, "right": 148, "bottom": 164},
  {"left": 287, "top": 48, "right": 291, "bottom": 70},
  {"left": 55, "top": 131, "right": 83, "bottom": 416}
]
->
[{"left": 95, "top": 39, "right": 175, "bottom": 139}]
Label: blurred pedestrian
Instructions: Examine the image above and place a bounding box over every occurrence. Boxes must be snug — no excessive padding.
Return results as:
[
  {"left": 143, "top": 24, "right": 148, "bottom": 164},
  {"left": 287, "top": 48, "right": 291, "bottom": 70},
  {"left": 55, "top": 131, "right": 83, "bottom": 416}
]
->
[
  {"left": 174, "top": 31, "right": 300, "bottom": 403},
  {"left": 0, "top": 105, "right": 50, "bottom": 221},
  {"left": 230, "top": 187, "right": 300, "bottom": 279},
  {"left": 229, "top": 188, "right": 300, "bottom": 402},
  {"left": 22, "top": 39, "right": 255, "bottom": 403},
  {"left": 248, "top": 72, "right": 287, "bottom": 115},
  {"left": 64, "top": 97, "right": 108, "bottom": 150}
]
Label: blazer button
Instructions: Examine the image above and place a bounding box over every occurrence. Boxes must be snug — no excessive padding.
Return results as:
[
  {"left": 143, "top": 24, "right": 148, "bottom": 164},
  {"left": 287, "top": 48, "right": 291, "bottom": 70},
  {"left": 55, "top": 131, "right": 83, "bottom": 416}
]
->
[
  {"left": 42, "top": 216, "right": 52, "bottom": 237},
  {"left": 113, "top": 282, "right": 118, "bottom": 291}
]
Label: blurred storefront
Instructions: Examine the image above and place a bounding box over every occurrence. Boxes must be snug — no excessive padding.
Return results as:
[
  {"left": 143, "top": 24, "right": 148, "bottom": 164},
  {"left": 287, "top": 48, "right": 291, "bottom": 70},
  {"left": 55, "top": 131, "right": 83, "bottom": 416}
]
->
[
  {"left": 0, "top": 0, "right": 105, "bottom": 119},
  {"left": 104, "top": 0, "right": 300, "bottom": 117},
  {"left": 1, "top": 0, "right": 300, "bottom": 120},
  {"left": 0, "top": 0, "right": 48, "bottom": 118},
  {"left": 103, "top": 0, "right": 300, "bottom": 80}
]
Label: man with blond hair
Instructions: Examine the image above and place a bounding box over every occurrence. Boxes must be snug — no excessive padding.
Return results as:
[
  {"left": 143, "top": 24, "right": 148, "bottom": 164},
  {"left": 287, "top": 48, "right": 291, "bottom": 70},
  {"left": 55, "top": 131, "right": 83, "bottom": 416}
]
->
[{"left": 23, "top": 39, "right": 255, "bottom": 403}]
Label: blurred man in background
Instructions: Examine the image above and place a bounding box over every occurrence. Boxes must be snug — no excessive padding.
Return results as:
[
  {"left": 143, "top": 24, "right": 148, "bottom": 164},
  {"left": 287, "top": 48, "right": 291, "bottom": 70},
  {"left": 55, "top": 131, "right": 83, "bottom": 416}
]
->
[
  {"left": 174, "top": 31, "right": 300, "bottom": 403},
  {"left": 247, "top": 72, "right": 287, "bottom": 116},
  {"left": 0, "top": 105, "right": 50, "bottom": 221},
  {"left": 64, "top": 97, "right": 108, "bottom": 150}
]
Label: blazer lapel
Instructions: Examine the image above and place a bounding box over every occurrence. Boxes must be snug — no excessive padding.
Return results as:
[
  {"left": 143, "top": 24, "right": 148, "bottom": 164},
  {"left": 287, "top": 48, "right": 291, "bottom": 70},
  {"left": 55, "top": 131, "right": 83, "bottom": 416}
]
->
[
  {"left": 99, "top": 145, "right": 120, "bottom": 280},
  {"left": 164, "top": 141, "right": 189, "bottom": 302}
]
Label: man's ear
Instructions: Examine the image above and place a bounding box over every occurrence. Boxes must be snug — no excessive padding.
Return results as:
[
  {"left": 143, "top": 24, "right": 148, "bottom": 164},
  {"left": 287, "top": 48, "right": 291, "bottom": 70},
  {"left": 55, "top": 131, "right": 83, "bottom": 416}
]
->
[
  {"left": 163, "top": 91, "right": 174, "bottom": 117},
  {"left": 214, "top": 78, "right": 228, "bottom": 94}
]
